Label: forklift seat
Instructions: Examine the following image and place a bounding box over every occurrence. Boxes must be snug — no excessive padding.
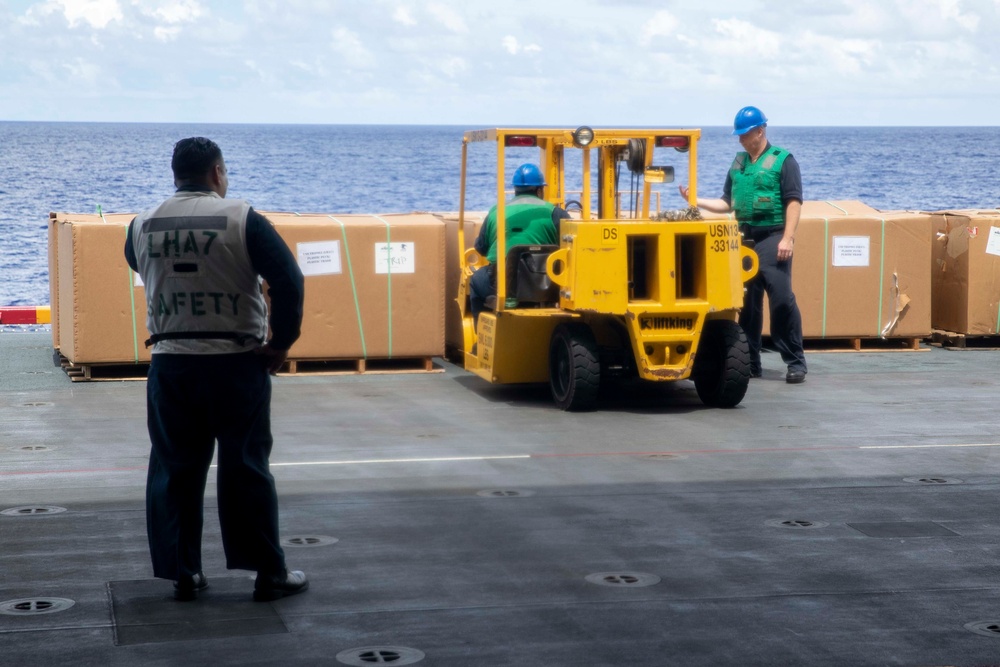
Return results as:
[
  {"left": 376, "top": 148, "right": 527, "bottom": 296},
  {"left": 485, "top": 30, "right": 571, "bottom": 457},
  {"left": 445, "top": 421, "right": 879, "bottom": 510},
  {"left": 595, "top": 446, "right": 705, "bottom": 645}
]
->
[{"left": 505, "top": 244, "right": 559, "bottom": 306}]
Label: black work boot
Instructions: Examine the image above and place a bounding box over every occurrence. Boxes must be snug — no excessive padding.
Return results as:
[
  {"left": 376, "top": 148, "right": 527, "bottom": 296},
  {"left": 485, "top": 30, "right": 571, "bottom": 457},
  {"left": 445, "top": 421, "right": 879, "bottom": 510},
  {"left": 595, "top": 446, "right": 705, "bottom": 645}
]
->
[
  {"left": 253, "top": 569, "right": 309, "bottom": 602},
  {"left": 173, "top": 572, "right": 209, "bottom": 601}
]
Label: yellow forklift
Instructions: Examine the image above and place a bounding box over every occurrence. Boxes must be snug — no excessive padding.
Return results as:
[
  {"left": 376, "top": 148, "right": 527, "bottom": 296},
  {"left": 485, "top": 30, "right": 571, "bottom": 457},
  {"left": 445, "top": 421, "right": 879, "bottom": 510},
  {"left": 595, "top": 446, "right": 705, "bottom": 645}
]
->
[{"left": 456, "top": 127, "right": 758, "bottom": 411}]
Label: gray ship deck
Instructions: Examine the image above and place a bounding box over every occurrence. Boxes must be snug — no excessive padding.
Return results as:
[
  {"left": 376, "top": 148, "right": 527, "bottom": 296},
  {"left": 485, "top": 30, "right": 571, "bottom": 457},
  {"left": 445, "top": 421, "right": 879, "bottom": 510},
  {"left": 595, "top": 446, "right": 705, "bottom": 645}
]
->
[{"left": 3, "top": 330, "right": 1000, "bottom": 666}]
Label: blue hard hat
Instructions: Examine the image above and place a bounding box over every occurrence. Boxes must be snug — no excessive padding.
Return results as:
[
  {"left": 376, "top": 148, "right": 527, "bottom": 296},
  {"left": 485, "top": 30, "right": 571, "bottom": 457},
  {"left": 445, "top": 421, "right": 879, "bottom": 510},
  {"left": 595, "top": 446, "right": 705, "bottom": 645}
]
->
[
  {"left": 732, "top": 106, "right": 768, "bottom": 136},
  {"left": 512, "top": 163, "right": 546, "bottom": 188}
]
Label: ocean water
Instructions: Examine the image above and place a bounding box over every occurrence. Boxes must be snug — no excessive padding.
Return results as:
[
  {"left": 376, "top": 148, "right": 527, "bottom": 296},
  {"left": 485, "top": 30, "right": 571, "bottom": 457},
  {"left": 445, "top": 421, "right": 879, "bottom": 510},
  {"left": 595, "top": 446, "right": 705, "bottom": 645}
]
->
[{"left": 1, "top": 123, "right": 998, "bottom": 307}]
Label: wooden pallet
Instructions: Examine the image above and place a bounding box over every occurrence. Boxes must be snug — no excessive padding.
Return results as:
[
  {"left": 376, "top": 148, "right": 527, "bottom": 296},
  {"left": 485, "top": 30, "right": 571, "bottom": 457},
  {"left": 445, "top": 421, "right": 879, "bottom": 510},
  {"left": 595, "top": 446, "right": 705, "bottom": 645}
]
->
[
  {"left": 278, "top": 356, "right": 443, "bottom": 376},
  {"left": 764, "top": 336, "right": 927, "bottom": 353},
  {"left": 59, "top": 357, "right": 149, "bottom": 382},
  {"left": 927, "top": 329, "right": 1000, "bottom": 350},
  {"left": 57, "top": 354, "right": 443, "bottom": 381}
]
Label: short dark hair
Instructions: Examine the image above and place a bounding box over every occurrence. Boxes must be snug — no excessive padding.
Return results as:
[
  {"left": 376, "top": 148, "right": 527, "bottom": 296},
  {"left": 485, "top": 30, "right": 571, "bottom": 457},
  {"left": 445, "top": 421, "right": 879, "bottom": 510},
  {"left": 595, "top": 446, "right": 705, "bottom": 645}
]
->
[
  {"left": 514, "top": 185, "right": 541, "bottom": 196},
  {"left": 171, "top": 137, "right": 223, "bottom": 182}
]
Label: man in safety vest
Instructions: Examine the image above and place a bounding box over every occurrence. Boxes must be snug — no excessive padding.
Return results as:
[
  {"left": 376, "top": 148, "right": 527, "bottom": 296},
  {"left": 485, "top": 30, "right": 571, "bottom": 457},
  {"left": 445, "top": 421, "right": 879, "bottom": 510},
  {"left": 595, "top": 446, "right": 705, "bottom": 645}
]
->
[
  {"left": 679, "top": 106, "right": 807, "bottom": 384},
  {"left": 470, "top": 163, "right": 570, "bottom": 320},
  {"left": 124, "top": 137, "right": 310, "bottom": 601}
]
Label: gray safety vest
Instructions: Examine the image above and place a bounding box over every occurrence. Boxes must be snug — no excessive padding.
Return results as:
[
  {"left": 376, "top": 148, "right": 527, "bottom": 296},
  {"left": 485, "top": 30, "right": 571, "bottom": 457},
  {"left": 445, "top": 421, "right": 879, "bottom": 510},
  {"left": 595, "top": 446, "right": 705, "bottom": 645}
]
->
[{"left": 131, "top": 191, "right": 268, "bottom": 354}]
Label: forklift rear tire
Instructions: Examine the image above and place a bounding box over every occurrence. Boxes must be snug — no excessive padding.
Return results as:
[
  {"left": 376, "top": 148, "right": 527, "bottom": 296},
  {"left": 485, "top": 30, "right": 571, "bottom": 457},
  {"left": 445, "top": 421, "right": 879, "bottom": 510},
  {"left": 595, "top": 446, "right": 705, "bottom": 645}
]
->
[
  {"left": 692, "top": 319, "right": 750, "bottom": 408},
  {"left": 549, "top": 323, "right": 600, "bottom": 411}
]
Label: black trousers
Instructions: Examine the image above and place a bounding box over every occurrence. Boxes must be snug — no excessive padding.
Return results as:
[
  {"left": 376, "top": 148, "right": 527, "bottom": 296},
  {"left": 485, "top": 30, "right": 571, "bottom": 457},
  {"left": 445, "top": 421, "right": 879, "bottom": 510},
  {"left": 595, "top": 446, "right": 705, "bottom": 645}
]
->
[
  {"left": 145, "top": 352, "right": 286, "bottom": 580},
  {"left": 739, "top": 225, "right": 807, "bottom": 374}
]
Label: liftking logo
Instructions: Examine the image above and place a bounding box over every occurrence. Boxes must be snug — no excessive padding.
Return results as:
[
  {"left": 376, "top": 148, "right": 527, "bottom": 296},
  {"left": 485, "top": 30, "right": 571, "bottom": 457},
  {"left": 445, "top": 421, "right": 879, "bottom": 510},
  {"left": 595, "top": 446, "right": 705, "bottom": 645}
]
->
[{"left": 640, "top": 316, "right": 694, "bottom": 331}]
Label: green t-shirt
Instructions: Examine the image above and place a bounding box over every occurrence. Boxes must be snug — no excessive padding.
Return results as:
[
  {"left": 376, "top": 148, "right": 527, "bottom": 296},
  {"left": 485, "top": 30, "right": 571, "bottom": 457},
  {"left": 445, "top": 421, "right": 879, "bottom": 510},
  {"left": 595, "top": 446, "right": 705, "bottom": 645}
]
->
[{"left": 480, "top": 195, "right": 559, "bottom": 263}]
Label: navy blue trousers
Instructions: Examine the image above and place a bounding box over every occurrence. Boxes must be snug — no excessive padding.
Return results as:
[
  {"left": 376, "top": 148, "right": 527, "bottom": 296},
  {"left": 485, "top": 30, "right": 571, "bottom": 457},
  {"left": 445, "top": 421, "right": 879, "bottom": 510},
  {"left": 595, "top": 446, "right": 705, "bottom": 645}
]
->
[
  {"left": 469, "top": 264, "right": 494, "bottom": 320},
  {"left": 739, "top": 226, "right": 807, "bottom": 374},
  {"left": 145, "top": 352, "right": 286, "bottom": 580}
]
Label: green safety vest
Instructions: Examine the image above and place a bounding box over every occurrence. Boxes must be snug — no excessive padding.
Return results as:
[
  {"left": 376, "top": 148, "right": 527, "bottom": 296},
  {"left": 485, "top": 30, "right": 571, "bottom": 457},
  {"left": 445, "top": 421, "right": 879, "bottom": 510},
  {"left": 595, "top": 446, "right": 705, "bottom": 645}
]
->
[
  {"left": 729, "top": 146, "right": 790, "bottom": 227},
  {"left": 482, "top": 195, "right": 559, "bottom": 263}
]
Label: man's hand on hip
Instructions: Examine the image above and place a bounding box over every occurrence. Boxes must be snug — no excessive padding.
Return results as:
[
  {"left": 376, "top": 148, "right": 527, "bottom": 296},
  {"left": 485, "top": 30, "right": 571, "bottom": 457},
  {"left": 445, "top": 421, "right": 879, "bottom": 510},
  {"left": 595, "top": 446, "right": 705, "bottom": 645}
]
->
[{"left": 254, "top": 344, "right": 288, "bottom": 375}]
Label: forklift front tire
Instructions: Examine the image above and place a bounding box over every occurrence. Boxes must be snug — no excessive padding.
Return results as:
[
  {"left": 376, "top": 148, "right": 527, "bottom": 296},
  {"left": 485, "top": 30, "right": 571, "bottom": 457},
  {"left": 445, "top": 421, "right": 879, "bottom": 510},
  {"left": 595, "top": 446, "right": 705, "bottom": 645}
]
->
[
  {"left": 692, "top": 319, "right": 750, "bottom": 408},
  {"left": 549, "top": 323, "right": 600, "bottom": 411}
]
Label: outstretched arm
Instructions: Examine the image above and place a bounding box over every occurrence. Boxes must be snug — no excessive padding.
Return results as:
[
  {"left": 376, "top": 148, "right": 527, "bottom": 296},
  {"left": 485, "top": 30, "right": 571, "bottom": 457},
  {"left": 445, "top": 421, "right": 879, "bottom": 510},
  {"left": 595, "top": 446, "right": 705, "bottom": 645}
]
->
[{"left": 678, "top": 185, "right": 732, "bottom": 214}]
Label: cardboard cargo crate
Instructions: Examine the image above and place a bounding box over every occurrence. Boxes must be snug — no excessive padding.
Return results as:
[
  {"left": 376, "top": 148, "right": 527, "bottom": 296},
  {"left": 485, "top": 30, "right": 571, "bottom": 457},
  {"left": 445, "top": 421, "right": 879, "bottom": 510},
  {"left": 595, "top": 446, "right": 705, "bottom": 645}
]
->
[
  {"left": 52, "top": 212, "right": 150, "bottom": 365},
  {"left": 765, "top": 202, "right": 932, "bottom": 339},
  {"left": 51, "top": 211, "right": 446, "bottom": 365},
  {"left": 47, "top": 213, "right": 60, "bottom": 350},
  {"left": 930, "top": 210, "right": 1000, "bottom": 335},
  {"left": 265, "top": 212, "right": 445, "bottom": 360}
]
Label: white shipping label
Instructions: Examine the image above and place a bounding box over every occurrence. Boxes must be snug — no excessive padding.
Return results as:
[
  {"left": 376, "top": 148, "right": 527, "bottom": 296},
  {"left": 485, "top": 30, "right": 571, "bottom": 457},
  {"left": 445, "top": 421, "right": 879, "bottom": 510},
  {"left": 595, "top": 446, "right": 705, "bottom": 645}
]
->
[
  {"left": 375, "top": 242, "right": 416, "bottom": 274},
  {"left": 297, "top": 240, "right": 342, "bottom": 276},
  {"left": 985, "top": 227, "right": 1000, "bottom": 257},
  {"left": 832, "top": 236, "right": 870, "bottom": 267}
]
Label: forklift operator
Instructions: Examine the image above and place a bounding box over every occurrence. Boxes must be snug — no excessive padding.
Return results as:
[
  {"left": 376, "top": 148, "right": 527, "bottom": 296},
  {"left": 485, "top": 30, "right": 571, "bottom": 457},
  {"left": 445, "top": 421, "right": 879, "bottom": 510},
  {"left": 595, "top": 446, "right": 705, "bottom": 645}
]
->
[{"left": 469, "top": 163, "right": 570, "bottom": 320}]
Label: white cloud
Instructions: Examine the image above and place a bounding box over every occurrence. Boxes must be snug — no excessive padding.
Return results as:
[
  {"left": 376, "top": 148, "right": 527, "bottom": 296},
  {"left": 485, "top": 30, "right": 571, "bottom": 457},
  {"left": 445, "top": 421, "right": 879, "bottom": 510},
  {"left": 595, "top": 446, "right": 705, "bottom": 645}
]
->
[
  {"left": 144, "top": 0, "right": 205, "bottom": 24},
  {"left": 711, "top": 18, "right": 782, "bottom": 59},
  {"left": 48, "top": 0, "right": 123, "bottom": 28},
  {"left": 3, "top": 0, "right": 1000, "bottom": 125},
  {"left": 502, "top": 35, "right": 541, "bottom": 55},
  {"left": 427, "top": 2, "right": 467, "bottom": 33},
  {"left": 798, "top": 31, "right": 877, "bottom": 76},
  {"left": 907, "top": 0, "right": 979, "bottom": 31},
  {"left": 63, "top": 56, "right": 103, "bottom": 82},
  {"left": 135, "top": 0, "right": 204, "bottom": 40},
  {"left": 393, "top": 6, "right": 416, "bottom": 26},
  {"left": 640, "top": 10, "right": 679, "bottom": 46},
  {"left": 438, "top": 55, "right": 466, "bottom": 78},
  {"left": 820, "top": 1, "right": 895, "bottom": 36},
  {"left": 331, "top": 26, "right": 375, "bottom": 69},
  {"left": 153, "top": 25, "right": 181, "bottom": 41}
]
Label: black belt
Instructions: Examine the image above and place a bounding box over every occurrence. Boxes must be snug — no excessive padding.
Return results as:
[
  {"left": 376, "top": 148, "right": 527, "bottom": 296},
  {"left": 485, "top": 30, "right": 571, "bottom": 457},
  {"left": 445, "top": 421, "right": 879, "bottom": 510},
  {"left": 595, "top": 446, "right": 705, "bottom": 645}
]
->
[
  {"left": 740, "top": 223, "right": 784, "bottom": 243},
  {"left": 145, "top": 332, "right": 264, "bottom": 348}
]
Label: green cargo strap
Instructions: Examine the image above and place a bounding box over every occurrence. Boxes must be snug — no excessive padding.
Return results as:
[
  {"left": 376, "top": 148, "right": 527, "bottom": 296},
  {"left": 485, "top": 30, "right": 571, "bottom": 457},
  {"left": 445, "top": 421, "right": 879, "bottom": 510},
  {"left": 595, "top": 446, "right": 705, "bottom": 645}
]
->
[
  {"left": 373, "top": 215, "right": 394, "bottom": 359},
  {"left": 103, "top": 205, "right": 140, "bottom": 362},
  {"left": 825, "top": 201, "right": 849, "bottom": 215},
  {"left": 328, "top": 216, "right": 367, "bottom": 358}
]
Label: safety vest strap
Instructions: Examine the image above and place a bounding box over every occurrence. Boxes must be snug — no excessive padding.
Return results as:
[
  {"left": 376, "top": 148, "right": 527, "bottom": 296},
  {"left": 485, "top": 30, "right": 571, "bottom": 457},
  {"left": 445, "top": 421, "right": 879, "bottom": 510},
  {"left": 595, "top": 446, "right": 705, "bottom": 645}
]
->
[{"left": 144, "top": 331, "right": 264, "bottom": 348}]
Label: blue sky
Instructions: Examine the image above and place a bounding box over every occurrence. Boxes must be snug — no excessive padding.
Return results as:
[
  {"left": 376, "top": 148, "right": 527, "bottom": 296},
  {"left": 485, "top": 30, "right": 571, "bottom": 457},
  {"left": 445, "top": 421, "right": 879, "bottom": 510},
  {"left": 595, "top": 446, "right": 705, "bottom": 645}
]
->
[{"left": 1, "top": 0, "right": 998, "bottom": 126}]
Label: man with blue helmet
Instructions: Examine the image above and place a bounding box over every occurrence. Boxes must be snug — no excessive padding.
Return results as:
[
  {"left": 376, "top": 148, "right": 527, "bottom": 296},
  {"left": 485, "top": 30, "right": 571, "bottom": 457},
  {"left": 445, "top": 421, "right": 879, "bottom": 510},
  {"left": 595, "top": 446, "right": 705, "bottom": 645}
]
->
[
  {"left": 679, "top": 106, "right": 807, "bottom": 384},
  {"left": 470, "top": 163, "right": 570, "bottom": 320}
]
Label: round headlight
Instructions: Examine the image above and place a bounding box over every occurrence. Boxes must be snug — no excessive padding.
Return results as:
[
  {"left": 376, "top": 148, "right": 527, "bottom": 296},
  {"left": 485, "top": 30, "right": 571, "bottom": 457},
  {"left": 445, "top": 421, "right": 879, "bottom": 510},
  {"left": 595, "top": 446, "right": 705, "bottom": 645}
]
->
[{"left": 572, "top": 126, "right": 595, "bottom": 148}]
